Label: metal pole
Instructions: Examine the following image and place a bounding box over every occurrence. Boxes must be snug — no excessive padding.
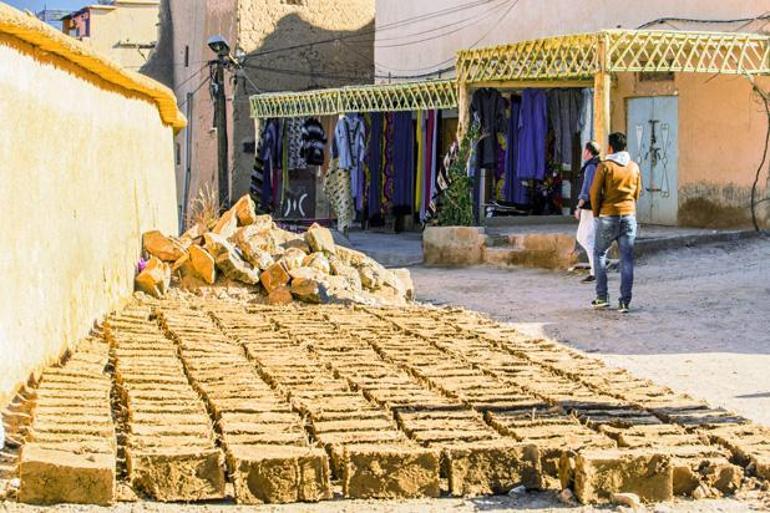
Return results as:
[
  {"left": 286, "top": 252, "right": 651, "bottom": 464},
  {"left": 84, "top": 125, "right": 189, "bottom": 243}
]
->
[{"left": 214, "top": 58, "right": 230, "bottom": 211}]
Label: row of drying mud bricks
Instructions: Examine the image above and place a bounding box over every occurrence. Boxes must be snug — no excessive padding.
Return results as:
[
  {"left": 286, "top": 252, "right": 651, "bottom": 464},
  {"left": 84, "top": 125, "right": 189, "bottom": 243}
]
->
[
  {"left": 105, "top": 307, "right": 226, "bottom": 502},
  {"left": 213, "top": 306, "right": 442, "bottom": 499},
  {"left": 369, "top": 305, "right": 769, "bottom": 503},
  {"left": 156, "top": 303, "right": 331, "bottom": 504},
  {"left": 18, "top": 336, "right": 117, "bottom": 505}
]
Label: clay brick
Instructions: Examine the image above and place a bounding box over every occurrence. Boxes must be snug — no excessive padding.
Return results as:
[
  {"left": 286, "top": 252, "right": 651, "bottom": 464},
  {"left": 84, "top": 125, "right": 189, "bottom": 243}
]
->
[
  {"left": 443, "top": 442, "right": 542, "bottom": 496},
  {"left": 19, "top": 444, "right": 115, "bottom": 505},
  {"left": 260, "top": 262, "right": 290, "bottom": 293},
  {"left": 342, "top": 444, "right": 440, "bottom": 499},
  {"left": 573, "top": 449, "right": 673, "bottom": 504},
  {"left": 228, "top": 445, "right": 331, "bottom": 504},
  {"left": 126, "top": 447, "right": 226, "bottom": 502}
]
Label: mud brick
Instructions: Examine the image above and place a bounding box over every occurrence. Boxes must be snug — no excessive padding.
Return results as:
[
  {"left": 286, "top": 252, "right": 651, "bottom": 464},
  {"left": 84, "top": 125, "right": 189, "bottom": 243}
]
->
[
  {"left": 19, "top": 444, "right": 115, "bottom": 505},
  {"left": 573, "top": 449, "right": 673, "bottom": 504},
  {"left": 342, "top": 444, "right": 440, "bottom": 499},
  {"left": 260, "top": 262, "right": 291, "bottom": 293},
  {"left": 442, "top": 441, "right": 542, "bottom": 496},
  {"left": 228, "top": 445, "right": 331, "bottom": 504},
  {"left": 126, "top": 447, "right": 226, "bottom": 502}
]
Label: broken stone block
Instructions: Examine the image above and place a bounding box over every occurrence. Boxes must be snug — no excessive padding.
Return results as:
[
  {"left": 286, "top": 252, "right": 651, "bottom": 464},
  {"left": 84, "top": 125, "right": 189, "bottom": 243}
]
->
[
  {"left": 443, "top": 442, "right": 542, "bottom": 496},
  {"left": 280, "top": 247, "right": 308, "bottom": 271},
  {"left": 291, "top": 278, "right": 328, "bottom": 304},
  {"left": 342, "top": 444, "right": 440, "bottom": 499},
  {"left": 268, "top": 286, "right": 293, "bottom": 306},
  {"left": 127, "top": 447, "right": 225, "bottom": 502},
  {"left": 392, "top": 268, "right": 415, "bottom": 300},
  {"left": 19, "top": 444, "right": 115, "bottom": 505},
  {"left": 188, "top": 245, "right": 216, "bottom": 285},
  {"left": 260, "top": 263, "right": 291, "bottom": 293},
  {"left": 231, "top": 195, "right": 258, "bottom": 226},
  {"left": 135, "top": 257, "right": 171, "bottom": 298},
  {"left": 305, "top": 224, "right": 336, "bottom": 254},
  {"left": 181, "top": 222, "right": 206, "bottom": 242},
  {"left": 359, "top": 264, "right": 385, "bottom": 291},
  {"left": 289, "top": 266, "right": 325, "bottom": 281},
  {"left": 328, "top": 256, "right": 363, "bottom": 291},
  {"left": 142, "top": 230, "right": 186, "bottom": 262},
  {"left": 573, "top": 449, "right": 673, "bottom": 504},
  {"left": 203, "top": 232, "right": 233, "bottom": 258},
  {"left": 212, "top": 209, "right": 237, "bottom": 238},
  {"left": 228, "top": 445, "right": 331, "bottom": 504},
  {"left": 236, "top": 240, "right": 274, "bottom": 271},
  {"left": 215, "top": 248, "right": 259, "bottom": 285},
  {"left": 702, "top": 458, "right": 743, "bottom": 495},
  {"left": 232, "top": 224, "right": 275, "bottom": 253},
  {"left": 336, "top": 246, "right": 368, "bottom": 267},
  {"left": 303, "top": 252, "right": 331, "bottom": 274}
]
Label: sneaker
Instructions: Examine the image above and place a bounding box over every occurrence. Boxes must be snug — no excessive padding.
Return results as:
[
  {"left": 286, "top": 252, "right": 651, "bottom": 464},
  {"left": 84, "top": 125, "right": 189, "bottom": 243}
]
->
[
  {"left": 591, "top": 298, "right": 610, "bottom": 309},
  {"left": 581, "top": 275, "right": 596, "bottom": 283},
  {"left": 618, "top": 301, "right": 630, "bottom": 314}
]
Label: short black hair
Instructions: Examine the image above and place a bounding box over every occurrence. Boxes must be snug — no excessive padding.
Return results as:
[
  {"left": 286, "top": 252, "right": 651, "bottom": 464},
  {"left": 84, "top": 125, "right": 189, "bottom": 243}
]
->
[
  {"left": 585, "top": 141, "right": 600, "bottom": 157},
  {"left": 608, "top": 132, "right": 627, "bottom": 152}
]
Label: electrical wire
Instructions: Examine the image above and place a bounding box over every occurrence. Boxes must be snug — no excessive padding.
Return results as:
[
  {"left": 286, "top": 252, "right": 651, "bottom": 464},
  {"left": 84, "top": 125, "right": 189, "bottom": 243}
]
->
[
  {"left": 637, "top": 13, "right": 770, "bottom": 30},
  {"left": 177, "top": 76, "right": 210, "bottom": 109},
  {"left": 241, "top": 62, "right": 368, "bottom": 83},
  {"left": 174, "top": 63, "right": 209, "bottom": 92},
  {"left": 240, "top": 0, "right": 504, "bottom": 62}
]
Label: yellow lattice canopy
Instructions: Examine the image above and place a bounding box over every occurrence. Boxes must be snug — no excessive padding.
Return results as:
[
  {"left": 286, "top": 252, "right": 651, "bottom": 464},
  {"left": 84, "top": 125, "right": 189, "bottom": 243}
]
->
[
  {"left": 250, "top": 79, "right": 457, "bottom": 118},
  {"left": 457, "top": 29, "right": 770, "bottom": 84}
]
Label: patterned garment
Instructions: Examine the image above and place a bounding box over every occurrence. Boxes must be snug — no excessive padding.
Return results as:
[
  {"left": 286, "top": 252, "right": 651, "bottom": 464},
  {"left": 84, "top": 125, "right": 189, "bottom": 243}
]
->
[
  {"left": 381, "top": 112, "right": 395, "bottom": 215},
  {"left": 286, "top": 117, "right": 307, "bottom": 170},
  {"left": 323, "top": 159, "right": 355, "bottom": 233}
]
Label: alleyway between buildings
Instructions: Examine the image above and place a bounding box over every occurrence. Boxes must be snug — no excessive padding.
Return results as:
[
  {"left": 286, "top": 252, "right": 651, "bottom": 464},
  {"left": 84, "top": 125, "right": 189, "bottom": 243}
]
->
[{"left": 414, "top": 237, "right": 770, "bottom": 427}]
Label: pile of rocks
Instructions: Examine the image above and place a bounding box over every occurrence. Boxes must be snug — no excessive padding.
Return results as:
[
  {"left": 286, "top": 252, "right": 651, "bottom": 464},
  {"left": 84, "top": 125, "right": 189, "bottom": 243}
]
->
[{"left": 135, "top": 195, "right": 414, "bottom": 306}]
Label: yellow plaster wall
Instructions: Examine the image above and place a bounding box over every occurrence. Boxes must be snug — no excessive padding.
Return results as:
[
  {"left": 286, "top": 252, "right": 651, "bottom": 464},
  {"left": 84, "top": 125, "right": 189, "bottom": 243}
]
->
[
  {"left": 0, "top": 32, "right": 178, "bottom": 404},
  {"left": 612, "top": 73, "right": 770, "bottom": 227},
  {"left": 86, "top": 1, "right": 161, "bottom": 70}
]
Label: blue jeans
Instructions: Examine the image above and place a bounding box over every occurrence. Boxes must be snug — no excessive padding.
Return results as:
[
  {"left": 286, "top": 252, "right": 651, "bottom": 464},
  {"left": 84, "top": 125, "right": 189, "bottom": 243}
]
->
[{"left": 594, "top": 215, "right": 637, "bottom": 304}]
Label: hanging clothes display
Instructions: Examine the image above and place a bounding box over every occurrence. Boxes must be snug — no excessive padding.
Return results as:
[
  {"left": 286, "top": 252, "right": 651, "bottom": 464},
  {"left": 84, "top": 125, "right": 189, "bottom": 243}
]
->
[
  {"left": 392, "top": 111, "right": 415, "bottom": 210},
  {"left": 332, "top": 113, "right": 366, "bottom": 212},
  {"left": 503, "top": 95, "right": 522, "bottom": 203},
  {"left": 366, "top": 112, "right": 384, "bottom": 221},
  {"left": 421, "top": 110, "right": 440, "bottom": 223},
  {"left": 471, "top": 88, "right": 506, "bottom": 169},
  {"left": 381, "top": 112, "right": 395, "bottom": 215},
  {"left": 251, "top": 118, "right": 282, "bottom": 211},
  {"left": 579, "top": 88, "right": 594, "bottom": 153},
  {"left": 547, "top": 89, "right": 581, "bottom": 168},
  {"left": 286, "top": 117, "right": 307, "bottom": 170},
  {"left": 415, "top": 111, "right": 425, "bottom": 217},
  {"left": 516, "top": 89, "right": 548, "bottom": 183},
  {"left": 323, "top": 159, "right": 355, "bottom": 233},
  {"left": 300, "top": 117, "right": 327, "bottom": 166}
]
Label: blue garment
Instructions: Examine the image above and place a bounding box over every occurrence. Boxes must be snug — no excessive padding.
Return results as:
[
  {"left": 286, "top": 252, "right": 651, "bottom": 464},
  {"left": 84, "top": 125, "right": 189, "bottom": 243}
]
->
[
  {"left": 367, "top": 112, "right": 383, "bottom": 217},
  {"left": 333, "top": 114, "right": 366, "bottom": 210},
  {"left": 516, "top": 89, "right": 548, "bottom": 181},
  {"left": 392, "top": 112, "right": 415, "bottom": 209},
  {"left": 594, "top": 215, "right": 637, "bottom": 304},
  {"left": 578, "top": 156, "right": 600, "bottom": 206},
  {"left": 503, "top": 96, "right": 521, "bottom": 203}
]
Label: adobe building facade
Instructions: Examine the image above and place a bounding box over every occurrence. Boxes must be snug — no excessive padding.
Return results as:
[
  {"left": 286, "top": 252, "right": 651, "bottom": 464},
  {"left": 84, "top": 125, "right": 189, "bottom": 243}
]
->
[
  {"left": 374, "top": 0, "right": 770, "bottom": 227},
  {"left": 149, "top": 0, "right": 374, "bottom": 229}
]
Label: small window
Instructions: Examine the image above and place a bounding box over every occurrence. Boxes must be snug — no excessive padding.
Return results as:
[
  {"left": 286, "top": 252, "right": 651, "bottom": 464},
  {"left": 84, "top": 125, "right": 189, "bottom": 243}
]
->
[
  {"left": 184, "top": 45, "right": 189, "bottom": 67},
  {"left": 175, "top": 143, "right": 181, "bottom": 165},
  {"left": 282, "top": 0, "right": 306, "bottom": 5}
]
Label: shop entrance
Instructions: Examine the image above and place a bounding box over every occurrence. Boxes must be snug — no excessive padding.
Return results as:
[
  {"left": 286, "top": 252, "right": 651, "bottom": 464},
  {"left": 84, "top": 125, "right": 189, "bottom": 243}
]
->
[{"left": 627, "top": 96, "right": 679, "bottom": 225}]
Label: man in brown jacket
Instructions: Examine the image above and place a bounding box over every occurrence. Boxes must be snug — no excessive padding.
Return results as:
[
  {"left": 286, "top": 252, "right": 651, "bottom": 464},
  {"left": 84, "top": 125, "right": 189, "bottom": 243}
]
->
[{"left": 589, "top": 132, "right": 642, "bottom": 313}]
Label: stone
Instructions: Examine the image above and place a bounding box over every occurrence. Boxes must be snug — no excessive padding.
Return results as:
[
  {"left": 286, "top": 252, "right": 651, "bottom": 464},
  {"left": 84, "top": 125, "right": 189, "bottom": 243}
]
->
[
  {"left": 18, "top": 444, "right": 116, "bottom": 505},
  {"left": 342, "top": 445, "right": 440, "bottom": 499},
  {"left": 182, "top": 222, "right": 206, "bottom": 241},
  {"left": 215, "top": 248, "right": 260, "bottom": 285},
  {"left": 573, "top": 450, "right": 673, "bottom": 504},
  {"left": 305, "top": 224, "right": 336, "bottom": 254},
  {"left": 610, "top": 492, "right": 643, "bottom": 510},
  {"left": 359, "top": 264, "right": 385, "bottom": 291},
  {"left": 289, "top": 267, "right": 325, "bottom": 281},
  {"left": 280, "top": 247, "right": 307, "bottom": 271},
  {"left": 336, "top": 246, "right": 368, "bottom": 267},
  {"left": 267, "top": 286, "right": 293, "bottom": 306},
  {"left": 423, "top": 226, "right": 486, "bottom": 266},
  {"left": 142, "top": 230, "right": 185, "bottom": 262},
  {"left": 212, "top": 209, "right": 237, "bottom": 238},
  {"left": 188, "top": 245, "right": 216, "bottom": 285},
  {"left": 235, "top": 234, "right": 275, "bottom": 271},
  {"left": 443, "top": 442, "right": 541, "bottom": 497},
  {"left": 260, "top": 263, "right": 291, "bottom": 294},
  {"left": 290, "top": 278, "right": 328, "bottom": 304},
  {"left": 227, "top": 445, "right": 331, "bottom": 504},
  {"left": 135, "top": 257, "right": 171, "bottom": 299},
  {"left": 392, "top": 268, "right": 415, "bottom": 300},
  {"left": 127, "top": 448, "right": 226, "bottom": 502},
  {"left": 231, "top": 195, "right": 258, "bottom": 226},
  {"left": 703, "top": 459, "right": 743, "bottom": 495},
  {"left": 203, "top": 232, "right": 234, "bottom": 258},
  {"left": 328, "top": 256, "right": 363, "bottom": 291},
  {"left": 303, "top": 252, "right": 331, "bottom": 274}
]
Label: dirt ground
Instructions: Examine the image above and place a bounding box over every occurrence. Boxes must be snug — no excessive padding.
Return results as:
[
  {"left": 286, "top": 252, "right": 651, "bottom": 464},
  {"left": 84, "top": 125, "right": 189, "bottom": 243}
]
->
[{"left": 413, "top": 236, "right": 770, "bottom": 427}]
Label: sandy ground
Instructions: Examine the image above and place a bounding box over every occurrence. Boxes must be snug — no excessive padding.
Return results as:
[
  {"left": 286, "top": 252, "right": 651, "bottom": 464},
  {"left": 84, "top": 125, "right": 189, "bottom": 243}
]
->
[
  {"left": 3, "top": 238, "right": 769, "bottom": 513},
  {"left": 412, "top": 236, "right": 770, "bottom": 427}
]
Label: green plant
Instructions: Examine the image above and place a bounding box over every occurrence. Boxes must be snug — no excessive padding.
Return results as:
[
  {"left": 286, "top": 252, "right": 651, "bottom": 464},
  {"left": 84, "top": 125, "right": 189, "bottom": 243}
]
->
[{"left": 436, "top": 120, "right": 481, "bottom": 226}]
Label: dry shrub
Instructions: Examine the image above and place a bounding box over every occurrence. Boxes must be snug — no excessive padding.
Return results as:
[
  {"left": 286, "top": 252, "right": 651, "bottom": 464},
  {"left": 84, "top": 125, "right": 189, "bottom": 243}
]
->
[{"left": 186, "top": 183, "right": 219, "bottom": 230}]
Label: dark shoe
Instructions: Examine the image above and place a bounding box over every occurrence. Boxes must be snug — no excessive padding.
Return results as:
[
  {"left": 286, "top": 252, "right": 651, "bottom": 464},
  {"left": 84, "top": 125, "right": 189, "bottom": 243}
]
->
[
  {"left": 581, "top": 275, "right": 596, "bottom": 283},
  {"left": 591, "top": 298, "right": 610, "bottom": 309},
  {"left": 618, "top": 301, "right": 630, "bottom": 314}
]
